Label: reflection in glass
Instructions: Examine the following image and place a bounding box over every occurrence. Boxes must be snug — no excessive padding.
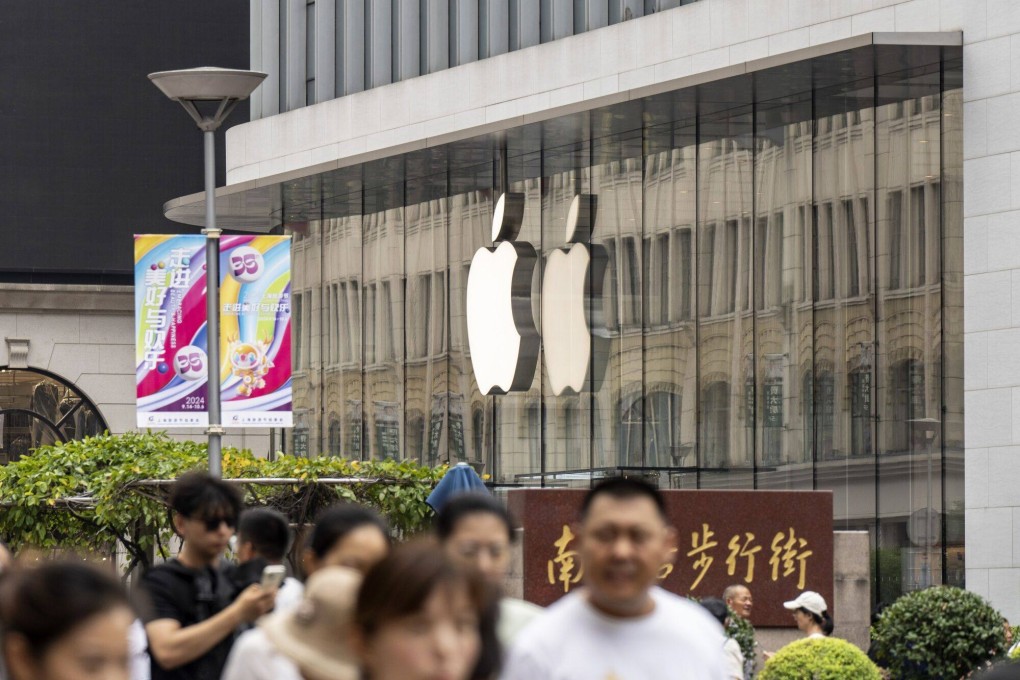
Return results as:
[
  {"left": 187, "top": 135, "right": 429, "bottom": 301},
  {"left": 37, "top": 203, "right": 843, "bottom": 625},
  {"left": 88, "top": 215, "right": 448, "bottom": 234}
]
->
[
  {"left": 280, "top": 47, "right": 963, "bottom": 602},
  {"left": 0, "top": 368, "right": 107, "bottom": 463}
]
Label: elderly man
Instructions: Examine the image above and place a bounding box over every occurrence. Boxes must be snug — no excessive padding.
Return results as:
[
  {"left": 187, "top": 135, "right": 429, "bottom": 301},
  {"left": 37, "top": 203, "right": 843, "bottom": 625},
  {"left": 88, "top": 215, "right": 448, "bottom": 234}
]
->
[
  {"left": 501, "top": 477, "right": 727, "bottom": 680},
  {"left": 723, "top": 584, "right": 753, "bottom": 620},
  {"left": 723, "top": 584, "right": 759, "bottom": 679}
]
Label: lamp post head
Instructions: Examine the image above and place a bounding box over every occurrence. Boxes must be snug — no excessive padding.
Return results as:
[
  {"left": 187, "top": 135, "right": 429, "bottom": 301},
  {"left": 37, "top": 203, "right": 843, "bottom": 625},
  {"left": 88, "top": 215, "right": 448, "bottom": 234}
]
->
[
  {"left": 908, "top": 417, "right": 941, "bottom": 440},
  {"left": 148, "top": 67, "right": 266, "bottom": 131}
]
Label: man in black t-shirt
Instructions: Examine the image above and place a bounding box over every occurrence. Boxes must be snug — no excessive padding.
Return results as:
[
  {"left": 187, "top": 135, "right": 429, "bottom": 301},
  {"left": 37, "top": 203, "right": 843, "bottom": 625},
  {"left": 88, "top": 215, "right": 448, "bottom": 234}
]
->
[{"left": 139, "top": 472, "right": 275, "bottom": 680}]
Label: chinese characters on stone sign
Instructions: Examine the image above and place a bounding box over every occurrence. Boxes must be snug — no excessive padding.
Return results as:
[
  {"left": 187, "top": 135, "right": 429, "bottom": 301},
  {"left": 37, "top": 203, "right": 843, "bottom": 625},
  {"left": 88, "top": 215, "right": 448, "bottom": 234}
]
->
[
  {"left": 547, "top": 525, "right": 583, "bottom": 593},
  {"left": 513, "top": 488, "right": 833, "bottom": 626},
  {"left": 545, "top": 523, "right": 815, "bottom": 594}
]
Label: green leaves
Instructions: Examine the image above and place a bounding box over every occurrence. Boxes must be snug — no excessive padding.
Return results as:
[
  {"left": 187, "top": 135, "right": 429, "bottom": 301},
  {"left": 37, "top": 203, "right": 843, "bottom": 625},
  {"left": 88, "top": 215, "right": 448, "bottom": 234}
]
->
[
  {"left": 869, "top": 586, "right": 1007, "bottom": 679},
  {"left": 725, "top": 607, "right": 757, "bottom": 677},
  {"left": 759, "top": 637, "right": 881, "bottom": 680},
  {"left": 0, "top": 432, "right": 446, "bottom": 574}
]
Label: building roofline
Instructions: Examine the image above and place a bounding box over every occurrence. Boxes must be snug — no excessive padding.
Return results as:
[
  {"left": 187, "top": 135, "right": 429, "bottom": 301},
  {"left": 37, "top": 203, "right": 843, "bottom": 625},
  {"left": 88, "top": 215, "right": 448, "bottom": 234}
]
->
[{"left": 163, "top": 30, "right": 961, "bottom": 229}]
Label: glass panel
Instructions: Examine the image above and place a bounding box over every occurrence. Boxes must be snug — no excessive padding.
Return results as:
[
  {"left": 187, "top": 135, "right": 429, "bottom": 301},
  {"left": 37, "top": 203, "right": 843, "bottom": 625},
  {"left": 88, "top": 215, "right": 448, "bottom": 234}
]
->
[
  {"left": 363, "top": 160, "right": 406, "bottom": 459},
  {"left": 405, "top": 150, "right": 451, "bottom": 465},
  {"left": 810, "top": 71, "right": 880, "bottom": 557},
  {"left": 449, "top": 149, "right": 496, "bottom": 475},
  {"left": 322, "top": 198, "right": 365, "bottom": 458},
  {"left": 941, "top": 56, "right": 964, "bottom": 589},
  {"left": 643, "top": 94, "right": 698, "bottom": 481},
  {"left": 289, "top": 217, "right": 323, "bottom": 456},
  {"left": 591, "top": 104, "right": 644, "bottom": 476},
  {"left": 875, "top": 61, "right": 944, "bottom": 595},
  {"left": 754, "top": 71, "right": 814, "bottom": 490},
  {"left": 493, "top": 131, "right": 543, "bottom": 484},
  {"left": 697, "top": 77, "right": 754, "bottom": 489},
  {"left": 540, "top": 127, "right": 592, "bottom": 482}
]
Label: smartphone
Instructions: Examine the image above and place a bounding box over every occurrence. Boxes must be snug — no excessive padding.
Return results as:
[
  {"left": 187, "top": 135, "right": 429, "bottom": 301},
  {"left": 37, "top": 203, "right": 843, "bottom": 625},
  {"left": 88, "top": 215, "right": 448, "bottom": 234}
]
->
[{"left": 260, "top": 564, "right": 286, "bottom": 590}]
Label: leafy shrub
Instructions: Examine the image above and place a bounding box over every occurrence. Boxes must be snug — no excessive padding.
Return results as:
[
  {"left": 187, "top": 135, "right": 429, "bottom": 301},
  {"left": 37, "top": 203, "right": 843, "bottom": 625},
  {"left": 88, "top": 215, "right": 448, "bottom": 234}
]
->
[
  {"left": 759, "top": 637, "right": 881, "bottom": 680},
  {"left": 726, "top": 608, "right": 757, "bottom": 677},
  {"left": 687, "top": 595, "right": 757, "bottom": 677},
  {"left": 870, "top": 586, "right": 1006, "bottom": 679},
  {"left": 0, "top": 431, "right": 447, "bottom": 574}
]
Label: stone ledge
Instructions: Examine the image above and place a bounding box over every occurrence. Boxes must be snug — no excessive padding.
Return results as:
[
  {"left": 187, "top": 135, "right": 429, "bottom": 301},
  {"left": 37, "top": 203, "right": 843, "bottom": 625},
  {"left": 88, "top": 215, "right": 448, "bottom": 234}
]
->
[{"left": 0, "top": 284, "right": 133, "bottom": 314}]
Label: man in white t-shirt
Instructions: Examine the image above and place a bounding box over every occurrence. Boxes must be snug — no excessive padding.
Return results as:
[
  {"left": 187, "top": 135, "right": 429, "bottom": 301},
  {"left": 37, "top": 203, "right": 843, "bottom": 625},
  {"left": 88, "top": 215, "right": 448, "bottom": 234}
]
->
[{"left": 500, "top": 477, "right": 728, "bottom": 680}]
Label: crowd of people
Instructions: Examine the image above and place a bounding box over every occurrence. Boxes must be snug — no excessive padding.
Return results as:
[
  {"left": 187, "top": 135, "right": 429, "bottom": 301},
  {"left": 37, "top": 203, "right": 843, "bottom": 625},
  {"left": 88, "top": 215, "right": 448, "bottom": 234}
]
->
[{"left": 6, "top": 471, "right": 1003, "bottom": 680}]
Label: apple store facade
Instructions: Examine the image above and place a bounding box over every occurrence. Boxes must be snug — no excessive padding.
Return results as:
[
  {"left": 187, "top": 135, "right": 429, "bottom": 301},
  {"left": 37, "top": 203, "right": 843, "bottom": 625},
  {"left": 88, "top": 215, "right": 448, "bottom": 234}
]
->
[{"left": 184, "top": 35, "right": 963, "bottom": 599}]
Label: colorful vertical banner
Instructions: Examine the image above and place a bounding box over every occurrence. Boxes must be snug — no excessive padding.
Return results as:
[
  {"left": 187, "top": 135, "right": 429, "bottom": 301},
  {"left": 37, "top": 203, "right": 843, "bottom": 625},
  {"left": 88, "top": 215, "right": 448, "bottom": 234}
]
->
[
  {"left": 135, "top": 235, "right": 209, "bottom": 427},
  {"left": 219, "top": 235, "right": 293, "bottom": 427}
]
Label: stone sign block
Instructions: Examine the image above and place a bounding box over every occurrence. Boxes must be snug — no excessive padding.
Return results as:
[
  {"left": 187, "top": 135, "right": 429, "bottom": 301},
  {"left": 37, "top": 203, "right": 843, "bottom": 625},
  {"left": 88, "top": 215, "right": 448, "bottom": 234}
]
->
[{"left": 508, "top": 488, "right": 833, "bottom": 628}]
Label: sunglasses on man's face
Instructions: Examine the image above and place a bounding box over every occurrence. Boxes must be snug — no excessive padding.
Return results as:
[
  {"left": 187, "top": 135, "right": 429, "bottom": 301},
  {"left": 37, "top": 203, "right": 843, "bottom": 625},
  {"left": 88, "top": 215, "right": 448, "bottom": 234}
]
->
[{"left": 196, "top": 516, "right": 236, "bottom": 532}]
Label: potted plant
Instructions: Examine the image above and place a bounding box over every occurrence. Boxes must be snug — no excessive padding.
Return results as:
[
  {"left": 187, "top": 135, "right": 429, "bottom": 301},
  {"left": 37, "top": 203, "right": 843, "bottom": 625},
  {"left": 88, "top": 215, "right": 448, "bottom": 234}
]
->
[{"left": 869, "top": 586, "right": 1007, "bottom": 679}]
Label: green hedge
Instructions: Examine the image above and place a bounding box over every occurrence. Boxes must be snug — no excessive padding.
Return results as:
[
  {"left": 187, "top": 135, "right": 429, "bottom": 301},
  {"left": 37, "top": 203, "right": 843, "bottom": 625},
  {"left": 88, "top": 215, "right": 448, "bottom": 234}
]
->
[
  {"left": 0, "top": 431, "right": 447, "bottom": 573},
  {"left": 759, "top": 637, "right": 881, "bottom": 680},
  {"left": 870, "top": 586, "right": 1006, "bottom": 679}
]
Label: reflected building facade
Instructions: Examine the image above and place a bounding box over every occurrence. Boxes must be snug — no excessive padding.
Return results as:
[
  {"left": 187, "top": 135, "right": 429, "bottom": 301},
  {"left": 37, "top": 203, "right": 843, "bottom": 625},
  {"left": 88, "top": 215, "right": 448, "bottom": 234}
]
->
[{"left": 271, "top": 45, "right": 963, "bottom": 602}]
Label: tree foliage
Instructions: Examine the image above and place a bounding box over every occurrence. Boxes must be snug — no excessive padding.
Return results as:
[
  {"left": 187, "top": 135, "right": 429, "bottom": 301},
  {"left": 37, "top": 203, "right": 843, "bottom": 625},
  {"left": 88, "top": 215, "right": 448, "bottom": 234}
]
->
[
  {"left": 869, "top": 586, "right": 1007, "bottom": 679},
  {"left": 0, "top": 431, "right": 447, "bottom": 574},
  {"left": 759, "top": 637, "right": 881, "bottom": 680}
]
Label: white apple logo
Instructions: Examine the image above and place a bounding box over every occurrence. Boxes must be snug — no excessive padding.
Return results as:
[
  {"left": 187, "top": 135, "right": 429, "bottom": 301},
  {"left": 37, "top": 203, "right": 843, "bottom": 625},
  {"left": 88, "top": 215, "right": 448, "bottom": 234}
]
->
[
  {"left": 541, "top": 194, "right": 608, "bottom": 395},
  {"left": 466, "top": 193, "right": 540, "bottom": 394}
]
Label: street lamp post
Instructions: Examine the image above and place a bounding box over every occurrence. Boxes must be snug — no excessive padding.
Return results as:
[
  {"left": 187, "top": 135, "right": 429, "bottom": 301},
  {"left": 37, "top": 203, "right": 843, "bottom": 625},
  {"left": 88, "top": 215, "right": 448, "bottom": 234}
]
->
[{"left": 148, "top": 67, "right": 266, "bottom": 478}]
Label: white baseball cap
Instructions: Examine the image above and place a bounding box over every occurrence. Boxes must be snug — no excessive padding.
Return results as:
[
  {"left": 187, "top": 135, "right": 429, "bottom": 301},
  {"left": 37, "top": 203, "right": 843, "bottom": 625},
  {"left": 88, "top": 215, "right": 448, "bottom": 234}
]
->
[{"left": 783, "top": 591, "right": 827, "bottom": 617}]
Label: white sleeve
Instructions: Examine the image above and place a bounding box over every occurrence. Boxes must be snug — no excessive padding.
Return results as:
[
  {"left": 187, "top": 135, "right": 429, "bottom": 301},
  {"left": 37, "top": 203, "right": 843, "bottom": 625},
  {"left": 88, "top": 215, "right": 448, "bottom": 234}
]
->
[
  {"left": 128, "top": 619, "right": 150, "bottom": 680},
  {"left": 273, "top": 577, "right": 305, "bottom": 615},
  {"left": 499, "top": 644, "right": 549, "bottom": 680},
  {"left": 722, "top": 639, "right": 745, "bottom": 680},
  {"left": 709, "top": 628, "right": 731, "bottom": 680},
  {"left": 221, "top": 630, "right": 266, "bottom": 680}
]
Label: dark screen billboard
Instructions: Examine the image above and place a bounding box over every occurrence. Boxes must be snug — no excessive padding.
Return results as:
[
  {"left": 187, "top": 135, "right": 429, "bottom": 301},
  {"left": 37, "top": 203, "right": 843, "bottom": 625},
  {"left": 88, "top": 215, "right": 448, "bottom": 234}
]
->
[{"left": 0, "top": 1, "right": 249, "bottom": 281}]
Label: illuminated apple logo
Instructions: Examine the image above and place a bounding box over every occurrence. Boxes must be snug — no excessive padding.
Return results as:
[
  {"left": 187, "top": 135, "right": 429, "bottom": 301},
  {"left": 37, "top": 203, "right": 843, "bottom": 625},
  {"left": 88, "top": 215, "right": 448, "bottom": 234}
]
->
[
  {"left": 541, "top": 194, "right": 608, "bottom": 395},
  {"left": 466, "top": 193, "right": 540, "bottom": 394}
]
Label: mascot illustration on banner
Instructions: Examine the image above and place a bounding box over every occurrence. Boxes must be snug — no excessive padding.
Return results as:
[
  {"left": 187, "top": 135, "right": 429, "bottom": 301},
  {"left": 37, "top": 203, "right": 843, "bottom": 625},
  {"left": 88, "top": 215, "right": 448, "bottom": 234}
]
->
[{"left": 227, "top": 337, "right": 274, "bottom": 397}]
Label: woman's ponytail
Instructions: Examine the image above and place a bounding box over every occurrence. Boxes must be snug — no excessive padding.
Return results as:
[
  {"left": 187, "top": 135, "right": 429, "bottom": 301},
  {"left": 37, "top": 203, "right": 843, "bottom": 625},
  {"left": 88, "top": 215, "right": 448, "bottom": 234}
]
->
[{"left": 821, "top": 610, "right": 834, "bottom": 636}]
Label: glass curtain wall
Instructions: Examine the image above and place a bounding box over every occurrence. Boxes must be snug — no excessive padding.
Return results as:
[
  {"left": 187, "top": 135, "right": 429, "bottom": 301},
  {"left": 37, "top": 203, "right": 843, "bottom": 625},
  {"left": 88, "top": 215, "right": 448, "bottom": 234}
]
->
[
  {"left": 539, "top": 116, "right": 593, "bottom": 477},
  {"left": 644, "top": 94, "right": 698, "bottom": 488},
  {"left": 697, "top": 77, "right": 755, "bottom": 489},
  {"left": 281, "top": 46, "right": 963, "bottom": 598},
  {"left": 753, "top": 61, "right": 815, "bottom": 490}
]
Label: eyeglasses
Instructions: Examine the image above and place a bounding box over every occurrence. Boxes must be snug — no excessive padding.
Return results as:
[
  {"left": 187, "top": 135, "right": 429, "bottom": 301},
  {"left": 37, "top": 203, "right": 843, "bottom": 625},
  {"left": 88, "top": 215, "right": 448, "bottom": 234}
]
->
[
  {"left": 457, "top": 542, "right": 508, "bottom": 560},
  {"left": 195, "top": 515, "right": 236, "bottom": 532}
]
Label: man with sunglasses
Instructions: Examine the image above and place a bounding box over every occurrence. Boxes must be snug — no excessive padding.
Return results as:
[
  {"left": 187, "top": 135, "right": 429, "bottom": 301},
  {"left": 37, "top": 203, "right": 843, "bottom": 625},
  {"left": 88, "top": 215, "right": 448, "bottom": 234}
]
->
[{"left": 140, "top": 472, "right": 276, "bottom": 680}]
